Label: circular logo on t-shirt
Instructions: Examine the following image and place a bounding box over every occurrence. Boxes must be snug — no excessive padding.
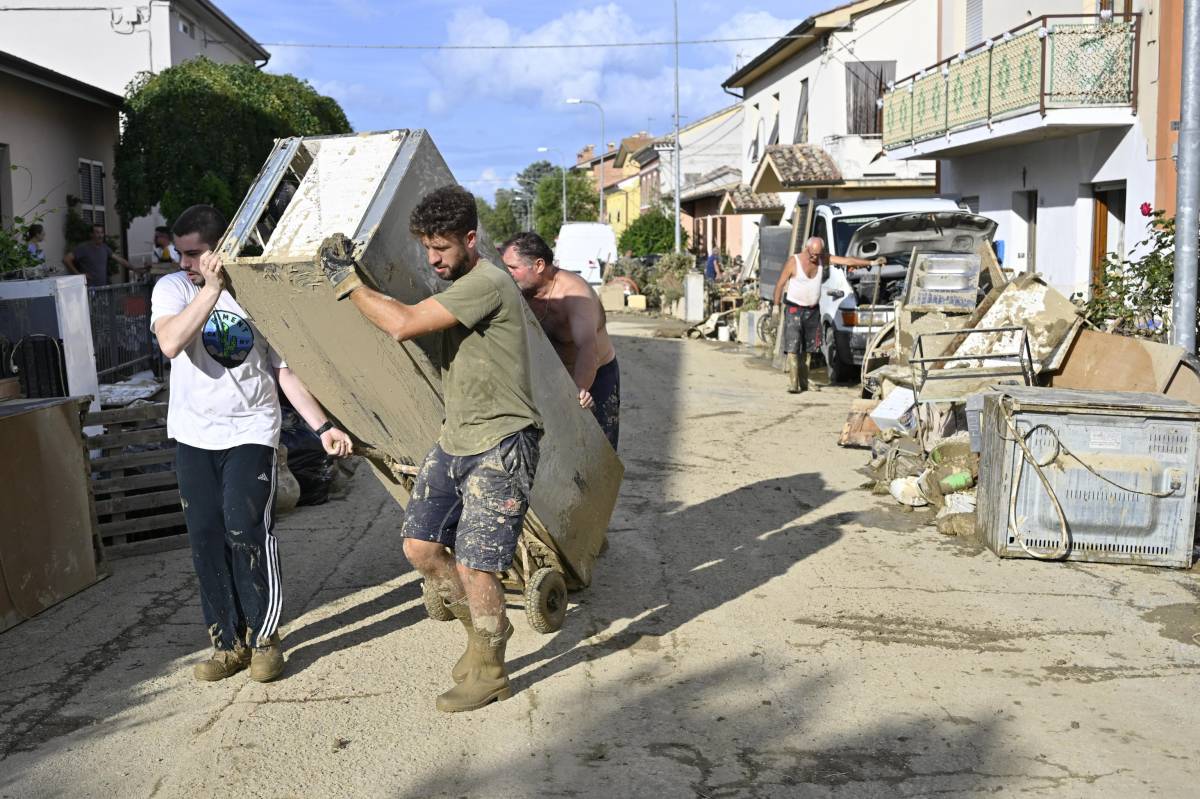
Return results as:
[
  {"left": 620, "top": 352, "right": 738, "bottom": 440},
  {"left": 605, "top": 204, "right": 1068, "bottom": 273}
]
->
[{"left": 202, "top": 310, "right": 255, "bottom": 369}]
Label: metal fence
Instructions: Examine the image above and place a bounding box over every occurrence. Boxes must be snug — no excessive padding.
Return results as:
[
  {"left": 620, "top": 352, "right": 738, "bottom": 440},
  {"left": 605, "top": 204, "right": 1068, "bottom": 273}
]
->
[{"left": 88, "top": 281, "right": 156, "bottom": 382}]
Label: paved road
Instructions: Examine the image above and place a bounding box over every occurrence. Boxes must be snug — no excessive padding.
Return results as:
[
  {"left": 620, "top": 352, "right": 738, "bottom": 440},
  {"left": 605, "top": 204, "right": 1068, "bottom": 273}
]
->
[{"left": 2, "top": 316, "right": 1198, "bottom": 798}]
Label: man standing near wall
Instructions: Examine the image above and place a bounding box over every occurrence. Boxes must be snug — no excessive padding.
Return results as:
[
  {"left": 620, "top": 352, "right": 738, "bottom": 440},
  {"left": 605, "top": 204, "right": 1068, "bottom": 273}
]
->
[
  {"left": 772, "top": 236, "right": 881, "bottom": 393},
  {"left": 319, "top": 185, "right": 542, "bottom": 713},
  {"left": 500, "top": 231, "right": 620, "bottom": 450},
  {"left": 64, "top": 223, "right": 136, "bottom": 286},
  {"left": 152, "top": 204, "right": 352, "bottom": 683}
]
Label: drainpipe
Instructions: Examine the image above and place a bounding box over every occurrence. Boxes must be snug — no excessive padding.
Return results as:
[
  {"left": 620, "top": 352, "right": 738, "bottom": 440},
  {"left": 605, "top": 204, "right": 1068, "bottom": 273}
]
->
[{"left": 1173, "top": 0, "right": 1200, "bottom": 352}]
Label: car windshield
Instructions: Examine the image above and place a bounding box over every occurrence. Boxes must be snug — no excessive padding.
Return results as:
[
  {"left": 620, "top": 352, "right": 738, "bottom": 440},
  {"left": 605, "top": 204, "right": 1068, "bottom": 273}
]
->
[{"left": 832, "top": 215, "right": 885, "bottom": 257}]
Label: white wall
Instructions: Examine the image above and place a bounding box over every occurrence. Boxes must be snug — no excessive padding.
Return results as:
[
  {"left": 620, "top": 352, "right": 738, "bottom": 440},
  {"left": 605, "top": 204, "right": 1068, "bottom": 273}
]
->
[
  {"left": 656, "top": 107, "right": 743, "bottom": 205},
  {"left": 941, "top": 123, "right": 1155, "bottom": 296}
]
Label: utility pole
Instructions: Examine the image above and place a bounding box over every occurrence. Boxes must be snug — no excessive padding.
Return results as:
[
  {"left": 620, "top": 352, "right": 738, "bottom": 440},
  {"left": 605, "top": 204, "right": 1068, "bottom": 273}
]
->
[
  {"left": 672, "top": 0, "right": 682, "bottom": 254},
  {"left": 1173, "top": 0, "right": 1200, "bottom": 353}
]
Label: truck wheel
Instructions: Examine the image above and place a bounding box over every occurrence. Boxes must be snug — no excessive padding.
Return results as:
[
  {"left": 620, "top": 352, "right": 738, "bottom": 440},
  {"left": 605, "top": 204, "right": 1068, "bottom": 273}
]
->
[
  {"left": 524, "top": 567, "right": 568, "bottom": 634},
  {"left": 824, "top": 325, "right": 855, "bottom": 384},
  {"left": 422, "top": 581, "right": 456, "bottom": 622}
]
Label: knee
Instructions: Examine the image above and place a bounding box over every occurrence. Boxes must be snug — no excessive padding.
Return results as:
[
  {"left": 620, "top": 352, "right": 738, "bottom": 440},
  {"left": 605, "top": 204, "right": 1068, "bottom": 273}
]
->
[{"left": 403, "top": 537, "right": 443, "bottom": 571}]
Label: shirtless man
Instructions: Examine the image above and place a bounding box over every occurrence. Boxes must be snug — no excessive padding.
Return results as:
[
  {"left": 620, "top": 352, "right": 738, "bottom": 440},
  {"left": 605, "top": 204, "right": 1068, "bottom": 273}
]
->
[
  {"left": 501, "top": 231, "right": 620, "bottom": 450},
  {"left": 772, "top": 236, "right": 882, "bottom": 393}
]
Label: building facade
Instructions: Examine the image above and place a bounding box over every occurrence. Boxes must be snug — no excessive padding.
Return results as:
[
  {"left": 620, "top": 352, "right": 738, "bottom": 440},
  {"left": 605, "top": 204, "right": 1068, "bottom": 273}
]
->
[{"left": 881, "top": 0, "right": 1179, "bottom": 297}]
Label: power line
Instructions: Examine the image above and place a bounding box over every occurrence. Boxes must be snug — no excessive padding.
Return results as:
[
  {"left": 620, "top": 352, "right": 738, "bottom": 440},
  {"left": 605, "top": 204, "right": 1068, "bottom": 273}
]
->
[{"left": 254, "top": 33, "right": 821, "bottom": 52}]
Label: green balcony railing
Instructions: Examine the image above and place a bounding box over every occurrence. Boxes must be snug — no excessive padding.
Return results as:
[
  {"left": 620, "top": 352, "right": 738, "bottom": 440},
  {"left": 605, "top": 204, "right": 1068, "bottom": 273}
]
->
[{"left": 882, "top": 14, "right": 1138, "bottom": 151}]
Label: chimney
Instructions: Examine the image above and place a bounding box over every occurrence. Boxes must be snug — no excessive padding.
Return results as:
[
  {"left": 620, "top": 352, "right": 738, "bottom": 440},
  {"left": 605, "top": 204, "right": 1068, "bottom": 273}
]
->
[{"left": 576, "top": 144, "right": 595, "bottom": 164}]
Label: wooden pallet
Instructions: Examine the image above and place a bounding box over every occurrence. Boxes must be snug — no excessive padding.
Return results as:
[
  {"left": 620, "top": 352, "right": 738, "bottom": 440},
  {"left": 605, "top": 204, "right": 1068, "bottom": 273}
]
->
[{"left": 85, "top": 403, "right": 187, "bottom": 557}]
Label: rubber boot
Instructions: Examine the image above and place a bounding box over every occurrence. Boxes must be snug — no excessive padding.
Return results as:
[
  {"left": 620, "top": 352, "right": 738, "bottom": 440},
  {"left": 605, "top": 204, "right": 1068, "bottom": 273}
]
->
[
  {"left": 436, "top": 620, "right": 514, "bottom": 713},
  {"left": 446, "top": 597, "right": 477, "bottom": 684},
  {"left": 786, "top": 353, "right": 801, "bottom": 394},
  {"left": 798, "top": 353, "right": 811, "bottom": 392}
]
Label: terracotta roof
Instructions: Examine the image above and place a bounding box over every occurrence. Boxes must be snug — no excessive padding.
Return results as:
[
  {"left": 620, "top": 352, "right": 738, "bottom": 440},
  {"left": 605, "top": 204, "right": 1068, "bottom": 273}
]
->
[
  {"left": 719, "top": 185, "right": 784, "bottom": 215},
  {"left": 761, "top": 144, "right": 843, "bottom": 187}
]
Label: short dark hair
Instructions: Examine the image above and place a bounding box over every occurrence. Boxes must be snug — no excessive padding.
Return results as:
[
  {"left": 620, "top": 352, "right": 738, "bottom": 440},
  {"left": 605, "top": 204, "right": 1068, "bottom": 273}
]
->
[
  {"left": 501, "top": 231, "right": 555, "bottom": 268},
  {"left": 154, "top": 225, "right": 170, "bottom": 235},
  {"left": 91, "top": 223, "right": 105, "bottom": 231},
  {"left": 172, "top": 204, "right": 227, "bottom": 249},
  {"left": 409, "top": 185, "right": 477, "bottom": 239},
  {"left": 24, "top": 223, "right": 43, "bottom": 241}
]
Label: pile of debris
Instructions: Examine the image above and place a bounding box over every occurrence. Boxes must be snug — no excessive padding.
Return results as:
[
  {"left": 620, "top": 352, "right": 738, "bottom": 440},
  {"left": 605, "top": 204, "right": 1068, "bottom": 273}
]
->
[{"left": 839, "top": 241, "right": 1200, "bottom": 569}]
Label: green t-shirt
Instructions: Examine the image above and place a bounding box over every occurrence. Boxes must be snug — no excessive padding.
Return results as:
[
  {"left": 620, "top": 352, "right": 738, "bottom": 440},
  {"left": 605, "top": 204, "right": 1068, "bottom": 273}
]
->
[{"left": 432, "top": 259, "right": 542, "bottom": 455}]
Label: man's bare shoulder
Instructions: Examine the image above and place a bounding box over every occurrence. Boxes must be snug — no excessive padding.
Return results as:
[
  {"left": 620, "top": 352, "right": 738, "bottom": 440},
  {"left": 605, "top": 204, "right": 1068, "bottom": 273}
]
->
[{"left": 554, "top": 269, "right": 597, "bottom": 299}]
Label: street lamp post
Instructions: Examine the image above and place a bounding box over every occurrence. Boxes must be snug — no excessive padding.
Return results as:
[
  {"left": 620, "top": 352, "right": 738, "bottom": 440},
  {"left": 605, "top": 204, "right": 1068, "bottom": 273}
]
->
[
  {"left": 566, "top": 98, "right": 606, "bottom": 223},
  {"left": 672, "top": 0, "right": 682, "bottom": 254},
  {"left": 537, "top": 146, "right": 568, "bottom": 226}
]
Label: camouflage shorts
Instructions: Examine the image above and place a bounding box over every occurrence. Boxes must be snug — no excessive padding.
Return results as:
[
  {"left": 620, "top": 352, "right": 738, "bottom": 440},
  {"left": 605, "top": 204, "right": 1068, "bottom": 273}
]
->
[{"left": 401, "top": 427, "right": 541, "bottom": 573}]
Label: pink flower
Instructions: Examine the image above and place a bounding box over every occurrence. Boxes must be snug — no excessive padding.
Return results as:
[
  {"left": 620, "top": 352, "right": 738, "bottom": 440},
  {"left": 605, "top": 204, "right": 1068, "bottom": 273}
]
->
[{"left": 1140, "top": 202, "right": 1153, "bottom": 217}]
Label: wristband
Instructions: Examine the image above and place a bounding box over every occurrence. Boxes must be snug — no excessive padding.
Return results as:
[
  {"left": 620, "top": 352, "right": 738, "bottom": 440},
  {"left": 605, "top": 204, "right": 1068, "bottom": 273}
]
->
[{"left": 314, "top": 421, "right": 335, "bottom": 436}]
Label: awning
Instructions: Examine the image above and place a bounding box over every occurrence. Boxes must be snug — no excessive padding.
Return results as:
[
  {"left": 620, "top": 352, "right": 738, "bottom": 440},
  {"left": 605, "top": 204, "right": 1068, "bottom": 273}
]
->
[
  {"left": 719, "top": 185, "right": 785, "bottom": 215},
  {"left": 751, "top": 144, "right": 844, "bottom": 193}
]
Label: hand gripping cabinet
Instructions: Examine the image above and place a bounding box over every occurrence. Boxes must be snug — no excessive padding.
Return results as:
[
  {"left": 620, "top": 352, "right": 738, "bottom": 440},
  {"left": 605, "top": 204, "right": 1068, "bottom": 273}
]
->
[{"left": 216, "top": 130, "right": 624, "bottom": 631}]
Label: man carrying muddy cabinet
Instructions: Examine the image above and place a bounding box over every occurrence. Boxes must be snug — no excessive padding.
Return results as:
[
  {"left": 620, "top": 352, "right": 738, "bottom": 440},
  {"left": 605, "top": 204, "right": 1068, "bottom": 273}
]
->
[
  {"left": 318, "top": 185, "right": 542, "bottom": 713},
  {"left": 152, "top": 204, "right": 353, "bottom": 684}
]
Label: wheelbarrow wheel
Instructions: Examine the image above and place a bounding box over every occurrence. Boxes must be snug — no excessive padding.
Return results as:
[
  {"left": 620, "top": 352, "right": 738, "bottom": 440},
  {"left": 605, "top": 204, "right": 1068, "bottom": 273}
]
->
[
  {"left": 422, "top": 581, "right": 456, "bottom": 622},
  {"left": 524, "top": 567, "right": 567, "bottom": 634}
]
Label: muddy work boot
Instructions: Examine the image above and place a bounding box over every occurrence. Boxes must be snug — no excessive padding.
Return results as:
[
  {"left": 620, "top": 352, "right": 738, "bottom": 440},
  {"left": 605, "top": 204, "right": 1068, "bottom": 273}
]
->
[
  {"left": 193, "top": 646, "right": 250, "bottom": 682},
  {"left": 436, "top": 620, "right": 514, "bottom": 713},
  {"left": 249, "top": 633, "right": 285, "bottom": 682},
  {"left": 786, "top": 353, "right": 802, "bottom": 394},
  {"left": 798, "top": 353, "right": 811, "bottom": 392},
  {"left": 446, "top": 597, "right": 478, "bottom": 684}
]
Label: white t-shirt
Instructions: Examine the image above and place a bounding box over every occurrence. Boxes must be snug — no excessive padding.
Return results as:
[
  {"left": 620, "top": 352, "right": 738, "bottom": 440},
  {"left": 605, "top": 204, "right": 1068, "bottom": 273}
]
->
[{"left": 150, "top": 272, "right": 286, "bottom": 450}]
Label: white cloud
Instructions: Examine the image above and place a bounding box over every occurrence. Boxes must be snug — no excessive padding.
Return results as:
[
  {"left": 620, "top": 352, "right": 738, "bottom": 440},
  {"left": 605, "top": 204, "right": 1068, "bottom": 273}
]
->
[
  {"left": 712, "top": 10, "right": 806, "bottom": 72},
  {"left": 263, "top": 44, "right": 311, "bottom": 76}
]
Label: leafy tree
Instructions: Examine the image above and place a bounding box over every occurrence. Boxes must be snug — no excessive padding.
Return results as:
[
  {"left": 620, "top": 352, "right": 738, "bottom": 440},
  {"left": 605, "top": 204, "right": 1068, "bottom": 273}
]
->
[
  {"left": 617, "top": 206, "right": 688, "bottom": 256},
  {"left": 115, "top": 57, "right": 350, "bottom": 224},
  {"left": 533, "top": 169, "right": 599, "bottom": 243},
  {"left": 477, "top": 190, "right": 521, "bottom": 245},
  {"left": 516, "top": 160, "right": 555, "bottom": 200}
]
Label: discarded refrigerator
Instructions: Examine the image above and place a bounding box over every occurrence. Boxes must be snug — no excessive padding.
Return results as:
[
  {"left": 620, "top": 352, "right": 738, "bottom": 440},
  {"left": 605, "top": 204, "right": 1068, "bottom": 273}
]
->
[
  {"left": 977, "top": 386, "right": 1200, "bottom": 568},
  {"left": 216, "top": 131, "right": 624, "bottom": 631}
]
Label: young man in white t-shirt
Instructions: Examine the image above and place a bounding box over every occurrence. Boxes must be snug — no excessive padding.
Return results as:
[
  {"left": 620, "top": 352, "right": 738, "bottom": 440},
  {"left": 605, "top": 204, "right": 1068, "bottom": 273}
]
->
[{"left": 152, "top": 204, "right": 352, "bottom": 683}]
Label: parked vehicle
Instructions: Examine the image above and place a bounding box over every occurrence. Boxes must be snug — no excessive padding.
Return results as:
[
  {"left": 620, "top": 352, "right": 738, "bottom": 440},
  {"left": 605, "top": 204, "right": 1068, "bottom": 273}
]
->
[
  {"left": 554, "top": 222, "right": 617, "bottom": 287},
  {"left": 835, "top": 210, "right": 997, "bottom": 379},
  {"left": 805, "top": 198, "right": 968, "bottom": 382}
]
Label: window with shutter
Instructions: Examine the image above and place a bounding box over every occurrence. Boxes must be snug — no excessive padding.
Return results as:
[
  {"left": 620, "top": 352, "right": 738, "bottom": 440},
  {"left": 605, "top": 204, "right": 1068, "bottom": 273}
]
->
[
  {"left": 78, "top": 158, "right": 106, "bottom": 230},
  {"left": 844, "top": 61, "right": 896, "bottom": 135},
  {"left": 794, "top": 79, "right": 809, "bottom": 144},
  {"left": 966, "top": 0, "right": 983, "bottom": 47}
]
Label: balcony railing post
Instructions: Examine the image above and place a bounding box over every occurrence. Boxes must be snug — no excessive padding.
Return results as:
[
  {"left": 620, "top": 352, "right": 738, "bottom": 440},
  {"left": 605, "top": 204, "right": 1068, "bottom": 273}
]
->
[
  {"left": 1039, "top": 16, "right": 1048, "bottom": 117},
  {"left": 986, "top": 46, "right": 993, "bottom": 126},
  {"left": 1130, "top": 15, "right": 1140, "bottom": 116}
]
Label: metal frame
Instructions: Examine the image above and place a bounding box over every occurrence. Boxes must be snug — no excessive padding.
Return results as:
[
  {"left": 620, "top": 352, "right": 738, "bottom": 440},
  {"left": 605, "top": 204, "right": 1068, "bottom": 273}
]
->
[{"left": 909, "top": 326, "right": 1034, "bottom": 403}]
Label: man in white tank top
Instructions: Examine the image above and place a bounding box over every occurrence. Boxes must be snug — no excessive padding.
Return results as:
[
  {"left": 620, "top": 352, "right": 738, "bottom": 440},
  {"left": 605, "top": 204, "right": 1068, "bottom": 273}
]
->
[{"left": 771, "top": 236, "right": 881, "bottom": 393}]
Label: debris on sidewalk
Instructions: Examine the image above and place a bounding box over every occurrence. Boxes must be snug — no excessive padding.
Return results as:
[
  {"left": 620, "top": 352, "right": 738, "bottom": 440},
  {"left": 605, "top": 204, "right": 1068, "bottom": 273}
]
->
[{"left": 838, "top": 398, "right": 880, "bottom": 448}]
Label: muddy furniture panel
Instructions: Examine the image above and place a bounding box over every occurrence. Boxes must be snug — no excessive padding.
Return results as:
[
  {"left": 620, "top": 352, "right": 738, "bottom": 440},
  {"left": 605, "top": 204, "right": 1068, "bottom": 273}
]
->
[
  {"left": 0, "top": 397, "right": 102, "bottom": 633},
  {"left": 219, "top": 130, "right": 623, "bottom": 587}
]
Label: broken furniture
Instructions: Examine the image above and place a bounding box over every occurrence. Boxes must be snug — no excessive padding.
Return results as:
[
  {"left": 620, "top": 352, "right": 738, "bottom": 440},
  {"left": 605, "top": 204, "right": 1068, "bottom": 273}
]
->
[
  {"left": 976, "top": 386, "right": 1200, "bottom": 568},
  {"left": 1049, "top": 329, "right": 1200, "bottom": 403},
  {"left": 0, "top": 397, "right": 105, "bottom": 634},
  {"left": 218, "top": 130, "right": 623, "bottom": 634}
]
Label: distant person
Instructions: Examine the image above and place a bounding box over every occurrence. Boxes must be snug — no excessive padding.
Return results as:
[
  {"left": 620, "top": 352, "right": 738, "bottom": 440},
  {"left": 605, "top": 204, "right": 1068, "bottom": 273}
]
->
[
  {"left": 705, "top": 248, "right": 723, "bottom": 281},
  {"left": 24, "top": 224, "right": 44, "bottom": 264},
  {"left": 152, "top": 204, "right": 352, "bottom": 684},
  {"left": 772, "top": 236, "right": 882, "bottom": 394},
  {"left": 320, "top": 185, "right": 542, "bottom": 713},
  {"left": 153, "top": 225, "right": 180, "bottom": 264},
  {"left": 501, "top": 231, "right": 620, "bottom": 450},
  {"left": 64, "top": 223, "right": 135, "bottom": 286}
]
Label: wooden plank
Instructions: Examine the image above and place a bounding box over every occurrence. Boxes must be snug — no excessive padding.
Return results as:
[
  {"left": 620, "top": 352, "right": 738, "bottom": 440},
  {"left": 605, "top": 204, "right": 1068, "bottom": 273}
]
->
[
  {"left": 1049, "top": 329, "right": 1184, "bottom": 393},
  {"left": 85, "top": 404, "right": 167, "bottom": 425},
  {"left": 103, "top": 532, "right": 190, "bottom": 559},
  {"left": 838, "top": 399, "right": 881, "bottom": 449},
  {"left": 86, "top": 427, "right": 167, "bottom": 449},
  {"left": 94, "top": 489, "right": 181, "bottom": 516},
  {"left": 90, "top": 448, "right": 175, "bottom": 472},
  {"left": 92, "top": 470, "right": 178, "bottom": 495},
  {"left": 99, "top": 511, "right": 186, "bottom": 537}
]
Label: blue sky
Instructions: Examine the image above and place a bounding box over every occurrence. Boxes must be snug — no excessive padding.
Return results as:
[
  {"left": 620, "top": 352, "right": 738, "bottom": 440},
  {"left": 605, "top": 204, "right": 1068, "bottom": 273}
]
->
[{"left": 219, "top": 0, "right": 829, "bottom": 202}]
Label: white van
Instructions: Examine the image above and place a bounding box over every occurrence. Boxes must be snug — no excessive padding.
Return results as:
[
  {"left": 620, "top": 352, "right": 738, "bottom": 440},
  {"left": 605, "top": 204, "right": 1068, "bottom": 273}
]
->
[{"left": 554, "top": 222, "right": 617, "bottom": 287}]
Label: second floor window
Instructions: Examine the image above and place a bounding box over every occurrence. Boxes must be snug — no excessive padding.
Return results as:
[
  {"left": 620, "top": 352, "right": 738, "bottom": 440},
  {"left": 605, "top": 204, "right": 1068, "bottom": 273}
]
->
[{"left": 845, "top": 60, "right": 896, "bottom": 136}]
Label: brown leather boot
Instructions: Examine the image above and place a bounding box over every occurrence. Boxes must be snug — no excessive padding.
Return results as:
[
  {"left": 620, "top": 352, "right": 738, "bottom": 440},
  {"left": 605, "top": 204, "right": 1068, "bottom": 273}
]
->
[
  {"left": 446, "top": 597, "right": 477, "bottom": 684},
  {"left": 436, "top": 620, "right": 514, "bottom": 713},
  {"left": 193, "top": 646, "right": 250, "bottom": 682},
  {"left": 786, "top": 353, "right": 801, "bottom": 393}
]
